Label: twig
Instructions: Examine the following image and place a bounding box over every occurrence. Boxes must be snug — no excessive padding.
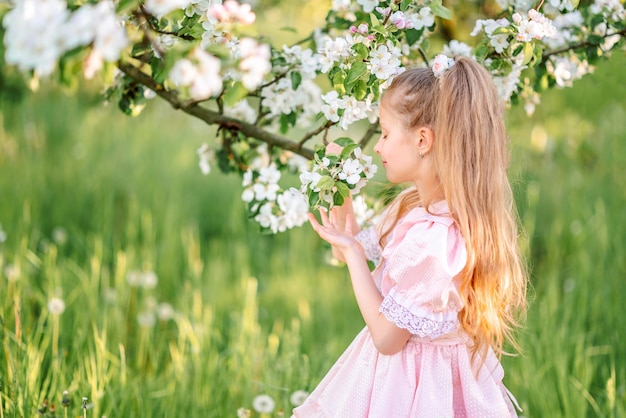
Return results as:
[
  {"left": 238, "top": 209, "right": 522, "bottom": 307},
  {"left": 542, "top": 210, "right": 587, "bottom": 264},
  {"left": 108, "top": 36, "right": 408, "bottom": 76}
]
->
[
  {"left": 418, "top": 47, "right": 430, "bottom": 66},
  {"left": 542, "top": 29, "right": 626, "bottom": 60},
  {"left": 117, "top": 61, "right": 316, "bottom": 160},
  {"left": 298, "top": 120, "right": 334, "bottom": 148},
  {"left": 358, "top": 122, "right": 380, "bottom": 148},
  {"left": 137, "top": 6, "right": 196, "bottom": 41}
]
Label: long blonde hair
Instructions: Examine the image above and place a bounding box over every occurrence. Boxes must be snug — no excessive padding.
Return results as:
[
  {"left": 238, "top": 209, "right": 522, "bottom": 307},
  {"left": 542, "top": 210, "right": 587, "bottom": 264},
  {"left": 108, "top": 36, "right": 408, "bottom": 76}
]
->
[{"left": 380, "top": 57, "right": 528, "bottom": 360}]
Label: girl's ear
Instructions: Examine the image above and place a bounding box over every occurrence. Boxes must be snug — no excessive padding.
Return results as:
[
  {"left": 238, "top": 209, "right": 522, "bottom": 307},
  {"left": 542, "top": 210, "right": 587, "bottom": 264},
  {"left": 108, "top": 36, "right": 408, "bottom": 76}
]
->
[{"left": 415, "top": 126, "right": 435, "bottom": 155}]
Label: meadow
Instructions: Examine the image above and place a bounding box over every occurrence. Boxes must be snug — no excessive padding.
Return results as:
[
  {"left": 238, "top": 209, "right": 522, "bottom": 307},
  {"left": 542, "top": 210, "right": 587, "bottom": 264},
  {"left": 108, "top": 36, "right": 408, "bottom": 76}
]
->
[{"left": 1, "top": 46, "right": 625, "bottom": 418}]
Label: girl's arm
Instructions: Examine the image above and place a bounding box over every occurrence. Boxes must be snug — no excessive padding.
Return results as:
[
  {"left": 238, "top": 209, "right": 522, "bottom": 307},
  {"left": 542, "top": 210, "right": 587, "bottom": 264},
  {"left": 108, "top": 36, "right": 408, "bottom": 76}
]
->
[{"left": 308, "top": 211, "right": 410, "bottom": 355}]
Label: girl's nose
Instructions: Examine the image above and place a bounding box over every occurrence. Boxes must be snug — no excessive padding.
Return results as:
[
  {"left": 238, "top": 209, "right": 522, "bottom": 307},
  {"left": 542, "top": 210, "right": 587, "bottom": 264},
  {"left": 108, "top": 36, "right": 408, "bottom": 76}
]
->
[{"left": 373, "top": 139, "right": 381, "bottom": 154}]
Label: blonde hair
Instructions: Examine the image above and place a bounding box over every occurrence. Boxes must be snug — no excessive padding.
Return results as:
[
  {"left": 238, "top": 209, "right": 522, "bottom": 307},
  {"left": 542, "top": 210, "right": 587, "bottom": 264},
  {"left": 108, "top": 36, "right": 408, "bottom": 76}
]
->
[{"left": 380, "top": 57, "right": 528, "bottom": 360}]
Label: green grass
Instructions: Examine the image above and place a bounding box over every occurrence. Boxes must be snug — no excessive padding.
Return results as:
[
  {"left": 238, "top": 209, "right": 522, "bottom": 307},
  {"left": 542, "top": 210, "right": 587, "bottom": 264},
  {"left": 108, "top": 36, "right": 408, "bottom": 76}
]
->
[{"left": 1, "top": 53, "right": 625, "bottom": 417}]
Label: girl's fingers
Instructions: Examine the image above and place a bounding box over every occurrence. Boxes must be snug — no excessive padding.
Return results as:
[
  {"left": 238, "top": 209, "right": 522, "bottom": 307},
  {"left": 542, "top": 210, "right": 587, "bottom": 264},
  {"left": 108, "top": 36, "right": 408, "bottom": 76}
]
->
[{"left": 319, "top": 208, "right": 331, "bottom": 226}]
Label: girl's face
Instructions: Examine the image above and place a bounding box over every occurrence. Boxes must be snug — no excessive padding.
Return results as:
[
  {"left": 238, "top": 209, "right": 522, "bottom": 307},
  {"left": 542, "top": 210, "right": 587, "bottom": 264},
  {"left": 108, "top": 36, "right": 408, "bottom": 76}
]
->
[{"left": 373, "top": 103, "right": 422, "bottom": 185}]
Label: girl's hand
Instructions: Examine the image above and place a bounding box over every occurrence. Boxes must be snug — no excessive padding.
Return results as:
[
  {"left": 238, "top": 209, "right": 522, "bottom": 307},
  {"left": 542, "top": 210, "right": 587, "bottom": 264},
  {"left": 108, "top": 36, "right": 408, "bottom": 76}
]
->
[{"left": 308, "top": 208, "right": 364, "bottom": 262}]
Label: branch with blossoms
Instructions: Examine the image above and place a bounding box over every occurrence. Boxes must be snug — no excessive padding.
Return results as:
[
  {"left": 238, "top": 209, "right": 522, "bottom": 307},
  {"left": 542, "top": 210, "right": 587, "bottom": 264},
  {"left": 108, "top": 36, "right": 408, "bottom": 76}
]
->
[{"left": 2, "top": 0, "right": 625, "bottom": 233}]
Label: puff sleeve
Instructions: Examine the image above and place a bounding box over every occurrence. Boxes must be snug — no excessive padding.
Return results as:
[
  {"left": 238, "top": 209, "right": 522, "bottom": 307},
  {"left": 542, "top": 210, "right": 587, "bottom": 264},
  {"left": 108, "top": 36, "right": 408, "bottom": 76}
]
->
[
  {"left": 378, "top": 211, "right": 468, "bottom": 339},
  {"left": 355, "top": 227, "right": 382, "bottom": 266}
]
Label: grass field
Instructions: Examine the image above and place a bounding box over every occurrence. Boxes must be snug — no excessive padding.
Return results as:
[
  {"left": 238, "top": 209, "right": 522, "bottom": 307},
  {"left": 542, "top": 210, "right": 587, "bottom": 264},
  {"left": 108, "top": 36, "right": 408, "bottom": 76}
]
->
[{"left": 1, "top": 50, "right": 625, "bottom": 417}]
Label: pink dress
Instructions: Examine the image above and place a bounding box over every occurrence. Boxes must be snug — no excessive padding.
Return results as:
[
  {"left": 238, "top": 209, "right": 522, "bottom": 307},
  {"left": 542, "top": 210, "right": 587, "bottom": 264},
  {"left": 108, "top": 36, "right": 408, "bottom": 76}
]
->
[{"left": 293, "top": 202, "right": 519, "bottom": 417}]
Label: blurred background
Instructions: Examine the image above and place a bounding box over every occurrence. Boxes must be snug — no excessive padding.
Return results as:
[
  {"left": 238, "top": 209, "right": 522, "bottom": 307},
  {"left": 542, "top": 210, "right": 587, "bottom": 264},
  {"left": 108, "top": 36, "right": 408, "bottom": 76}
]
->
[{"left": 1, "top": 1, "right": 625, "bottom": 417}]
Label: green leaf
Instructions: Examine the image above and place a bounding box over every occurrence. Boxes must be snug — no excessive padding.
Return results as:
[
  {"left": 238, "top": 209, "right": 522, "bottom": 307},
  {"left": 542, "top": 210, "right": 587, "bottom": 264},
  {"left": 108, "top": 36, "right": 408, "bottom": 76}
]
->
[
  {"left": 340, "top": 143, "right": 359, "bottom": 158},
  {"left": 370, "top": 13, "right": 381, "bottom": 28},
  {"left": 336, "top": 181, "right": 350, "bottom": 198},
  {"left": 588, "top": 35, "right": 604, "bottom": 46},
  {"left": 316, "top": 175, "right": 335, "bottom": 191},
  {"left": 400, "top": 0, "right": 412, "bottom": 12},
  {"left": 290, "top": 71, "right": 302, "bottom": 90},
  {"left": 333, "top": 192, "right": 345, "bottom": 207},
  {"left": 404, "top": 28, "right": 425, "bottom": 46},
  {"left": 345, "top": 61, "right": 368, "bottom": 87},
  {"left": 331, "top": 70, "right": 346, "bottom": 91},
  {"left": 116, "top": 0, "right": 141, "bottom": 14},
  {"left": 491, "top": 26, "right": 513, "bottom": 36},
  {"left": 279, "top": 112, "right": 297, "bottom": 134},
  {"left": 429, "top": 0, "right": 452, "bottom": 20},
  {"left": 521, "top": 42, "right": 534, "bottom": 65},
  {"left": 474, "top": 44, "right": 490, "bottom": 60},
  {"left": 308, "top": 192, "right": 320, "bottom": 208},
  {"left": 334, "top": 137, "right": 355, "bottom": 147},
  {"left": 352, "top": 43, "right": 370, "bottom": 60},
  {"left": 352, "top": 80, "right": 368, "bottom": 101},
  {"left": 223, "top": 81, "right": 248, "bottom": 107}
]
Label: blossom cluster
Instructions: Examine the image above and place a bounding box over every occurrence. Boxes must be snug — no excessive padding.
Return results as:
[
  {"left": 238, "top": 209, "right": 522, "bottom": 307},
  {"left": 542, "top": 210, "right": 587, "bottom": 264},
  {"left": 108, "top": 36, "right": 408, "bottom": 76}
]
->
[
  {"left": 299, "top": 139, "right": 378, "bottom": 211},
  {"left": 241, "top": 164, "right": 309, "bottom": 234},
  {"left": 3, "top": 0, "right": 126, "bottom": 76},
  {"left": 169, "top": 48, "right": 222, "bottom": 100},
  {"left": 2, "top": 0, "right": 625, "bottom": 235},
  {"left": 166, "top": 1, "right": 271, "bottom": 101},
  {"left": 320, "top": 90, "right": 377, "bottom": 130},
  {"left": 257, "top": 44, "right": 324, "bottom": 125},
  {"left": 387, "top": 6, "right": 435, "bottom": 31}
]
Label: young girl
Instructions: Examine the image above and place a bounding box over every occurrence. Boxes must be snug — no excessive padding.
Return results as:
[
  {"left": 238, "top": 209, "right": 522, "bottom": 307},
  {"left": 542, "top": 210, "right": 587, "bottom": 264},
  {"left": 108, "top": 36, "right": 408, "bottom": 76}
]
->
[{"left": 293, "top": 56, "right": 528, "bottom": 417}]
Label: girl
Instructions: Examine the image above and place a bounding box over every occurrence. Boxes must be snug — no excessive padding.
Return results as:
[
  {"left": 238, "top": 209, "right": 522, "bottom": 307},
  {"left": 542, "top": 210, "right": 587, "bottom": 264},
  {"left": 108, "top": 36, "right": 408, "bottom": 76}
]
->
[{"left": 293, "top": 56, "right": 528, "bottom": 417}]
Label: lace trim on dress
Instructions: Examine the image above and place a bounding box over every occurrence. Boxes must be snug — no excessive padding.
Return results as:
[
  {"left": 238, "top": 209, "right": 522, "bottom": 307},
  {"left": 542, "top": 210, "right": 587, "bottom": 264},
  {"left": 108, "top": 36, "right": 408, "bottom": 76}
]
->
[
  {"left": 380, "top": 296, "right": 458, "bottom": 339},
  {"left": 355, "top": 227, "right": 382, "bottom": 266}
]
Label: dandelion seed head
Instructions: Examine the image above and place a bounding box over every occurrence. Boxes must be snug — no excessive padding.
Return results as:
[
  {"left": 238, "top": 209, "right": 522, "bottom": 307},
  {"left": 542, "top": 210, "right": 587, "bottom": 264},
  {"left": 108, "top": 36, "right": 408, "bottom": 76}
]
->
[
  {"left": 236, "top": 407, "right": 251, "bottom": 418},
  {"left": 4, "top": 264, "right": 20, "bottom": 282},
  {"left": 62, "top": 390, "right": 70, "bottom": 408},
  {"left": 140, "top": 271, "right": 158, "bottom": 289},
  {"left": 290, "top": 389, "right": 309, "bottom": 406},
  {"left": 137, "top": 311, "right": 156, "bottom": 328},
  {"left": 126, "top": 270, "right": 142, "bottom": 287},
  {"left": 52, "top": 226, "right": 68, "bottom": 244},
  {"left": 47, "top": 297, "right": 66, "bottom": 315},
  {"left": 252, "top": 394, "right": 275, "bottom": 414},
  {"left": 157, "top": 303, "right": 176, "bottom": 321}
]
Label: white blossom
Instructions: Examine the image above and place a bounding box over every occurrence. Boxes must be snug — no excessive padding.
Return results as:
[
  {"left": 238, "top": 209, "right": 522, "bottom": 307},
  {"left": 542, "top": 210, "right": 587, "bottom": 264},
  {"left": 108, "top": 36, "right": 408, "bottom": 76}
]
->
[
  {"left": 299, "top": 170, "right": 322, "bottom": 192},
  {"left": 237, "top": 38, "right": 271, "bottom": 90},
  {"left": 442, "top": 40, "right": 473, "bottom": 58},
  {"left": 169, "top": 48, "right": 222, "bottom": 100},
  {"left": 253, "top": 182, "right": 280, "bottom": 201},
  {"left": 144, "top": 0, "right": 191, "bottom": 17},
  {"left": 513, "top": 9, "right": 557, "bottom": 42},
  {"left": 197, "top": 143, "right": 213, "bottom": 175},
  {"left": 208, "top": 0, "right": 255, "bottom": 24},
  {"left": 338, "top": 158, "right": 363, "bottom": 185},
  {"left": 357, "top": 0, "right": 379, "bottom": 13},
  {"left": 254, "top": 203, "right": 279, "bottom": 232},
  {"left": 224, "top": 100, "right": 257, "bottom": 123},
  {"left": 408, "top": 7, "right": 435, "bottom": 30}
]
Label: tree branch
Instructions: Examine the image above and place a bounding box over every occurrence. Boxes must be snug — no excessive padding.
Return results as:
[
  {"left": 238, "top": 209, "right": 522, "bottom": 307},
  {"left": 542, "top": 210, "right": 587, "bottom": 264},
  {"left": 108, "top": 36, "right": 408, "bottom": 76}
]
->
[
  {"left": 542, "top": 29, "right": 626, "bottom": 61},
  {"left": 117, "top": 61, "right": 315, "bottom": 160},
  {"left": 358, "top": 122, "right": 380, "bottom": 148}
]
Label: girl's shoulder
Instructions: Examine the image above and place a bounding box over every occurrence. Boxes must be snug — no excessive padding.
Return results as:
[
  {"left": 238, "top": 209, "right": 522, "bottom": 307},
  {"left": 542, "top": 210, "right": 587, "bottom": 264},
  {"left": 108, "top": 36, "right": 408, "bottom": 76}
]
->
[{"left": 402, "top": 200, "right": 454, "bottom": 227}]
